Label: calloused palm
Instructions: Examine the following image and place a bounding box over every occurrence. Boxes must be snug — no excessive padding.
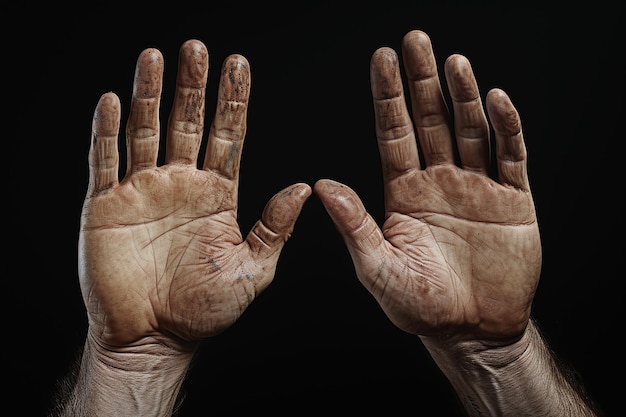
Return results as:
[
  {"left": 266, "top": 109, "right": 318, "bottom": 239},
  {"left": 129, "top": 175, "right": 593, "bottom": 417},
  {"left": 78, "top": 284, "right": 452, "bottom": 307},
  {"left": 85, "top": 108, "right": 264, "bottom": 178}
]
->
[
  {"left": 315, "top": 30, "right": 541, "bottom": 344},
  {"left": 80, "top": 40, "right": 311, "bottom": 350}
]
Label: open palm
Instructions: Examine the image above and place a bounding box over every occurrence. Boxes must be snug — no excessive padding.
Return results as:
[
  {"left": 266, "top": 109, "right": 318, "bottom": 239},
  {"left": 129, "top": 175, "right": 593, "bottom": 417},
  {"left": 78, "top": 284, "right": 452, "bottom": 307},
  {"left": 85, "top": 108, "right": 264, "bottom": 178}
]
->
[
  {"left": 315, "top": 30, "right": 541, "bottom": 343},
  {"left": 80, "top": 40, "right": 310, "bottom": 350}
]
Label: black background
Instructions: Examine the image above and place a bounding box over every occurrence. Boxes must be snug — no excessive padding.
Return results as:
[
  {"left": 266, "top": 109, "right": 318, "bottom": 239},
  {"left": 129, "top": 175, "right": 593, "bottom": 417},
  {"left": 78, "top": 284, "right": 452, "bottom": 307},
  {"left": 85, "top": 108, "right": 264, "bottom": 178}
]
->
[{"left": 11, "top": 2, "right": 623, "bottom": 416}]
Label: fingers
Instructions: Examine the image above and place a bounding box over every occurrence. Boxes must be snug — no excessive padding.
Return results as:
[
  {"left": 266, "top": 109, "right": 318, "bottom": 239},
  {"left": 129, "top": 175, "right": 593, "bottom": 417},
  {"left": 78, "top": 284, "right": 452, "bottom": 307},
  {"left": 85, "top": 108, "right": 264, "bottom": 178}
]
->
[
  {"left": 444, "top": 54, "right": 491, "bottom": 174},
  {"left": 401, "top": 30, "right": 455, "bottom": 167},
  {"left": 88, "top": 92, "right": 121, "bottom": 195},
  {"left": 313, "top": 179, "right": 385, "bottom": 258},
  {"left": 246, "top": 183, "right": 312, "bottom": 257},
  {"left": 370, "top": 47, "right": 421, "bottom": 182},
  {"left": 203, "top": 54, "right": 251, "bottom": 182},
  {"left": 125, "top": 47, "right": 164, "bottom": 174},
  {"left": 165, "top": 40, "right": 209, "bottom": 166},
  {"left": 486, "top": 88, "right": 530, "bottom": 191}
]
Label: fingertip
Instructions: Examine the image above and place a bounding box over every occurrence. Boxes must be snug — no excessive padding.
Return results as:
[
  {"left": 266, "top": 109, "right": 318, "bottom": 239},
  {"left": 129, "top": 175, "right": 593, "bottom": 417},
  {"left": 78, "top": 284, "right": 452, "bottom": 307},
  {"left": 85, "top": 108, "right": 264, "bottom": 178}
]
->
[
  {"left": 313, "top": 177, "right": 337, "bottom": 188},
  {"left": 444, "top": 53, "right": 467, "bottom": 66},
  {"left": 444, "top": 54, "right": 479, "bottom": 102},
  {"left": 275, "top": 182, "right": 313, "bottom": 205},
  {"left": 401, "top": 29, "right": 431, "bottom": 50},
  {"left": 486, "top": 88, "right": 521, "bottom": 135},
  {"left": 96, "top": 91, "right": 120, "bottom": 113},
  {"left": 371, "top": 46, "right": 397, "bottom": 65},
  {"left": 137, "top": 47, "right": 164, "bottom": 67},
  {"left": 223, "top": 53, "right": 250, "bottom": 75},
  {"left": 486, "top": 87, "right": 509, "bottom": 103},
  {"left": 401, "top": 29, "right": 437, "bottom": 80},
  {"left": 180, "top": 39, "right": 208, "bottom": 55},
  {"left": 133, "top": 48, "right": 164, "bottom": 98},
  {"left": 370, "top": 47, "right": 402, "bottom": 99},
  {"left": 228, "top": 53, "right": 250, "bottom": 67},
  {"left": 313, "top": 178, "right": 349, "bottom": 199},
  {"left": 261, "top": 183, "right": 313, "bottom": 235},
  {"left": 98, "top": 91, "right": 120, "bottom": 104},
  {"left": 178, "top": 39, "right": 209, "bottom": 88},
  {"left": 294, "top": 182, "right": 313, "bottom": 200},
  {"left": 313, "top": 179, "right": 366, "bottom": 233},
  {"left": 93, "top": 92, "right": 121, "bottom": 135},
  {"left": 220, "top": 53, "right": 251, "bottom": 101}
]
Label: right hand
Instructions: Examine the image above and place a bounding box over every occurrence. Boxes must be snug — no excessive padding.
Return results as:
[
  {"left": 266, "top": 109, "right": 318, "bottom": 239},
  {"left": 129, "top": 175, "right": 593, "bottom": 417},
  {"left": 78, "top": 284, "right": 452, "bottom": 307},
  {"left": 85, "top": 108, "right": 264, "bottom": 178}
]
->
[{"left": 314, "top": 29, "right": 542, "bottom": 346}]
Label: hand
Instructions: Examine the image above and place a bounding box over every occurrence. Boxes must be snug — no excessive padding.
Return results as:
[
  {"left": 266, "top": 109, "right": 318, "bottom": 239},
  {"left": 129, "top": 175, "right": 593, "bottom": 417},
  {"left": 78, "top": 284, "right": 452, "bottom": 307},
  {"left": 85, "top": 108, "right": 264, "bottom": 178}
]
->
[
  {"left": 80, "top": 39, "right": 311, "bottom": 353},
  {"left": 314, "top": 30, "right": 541, "bottom": 345}
]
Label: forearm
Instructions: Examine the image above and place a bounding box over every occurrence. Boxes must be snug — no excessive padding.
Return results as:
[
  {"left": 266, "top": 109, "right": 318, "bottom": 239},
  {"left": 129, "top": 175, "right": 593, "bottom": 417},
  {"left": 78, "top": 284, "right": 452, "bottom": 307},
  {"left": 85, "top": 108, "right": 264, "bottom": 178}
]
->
[
  {"left": 420, "top": 320, "right": 599, "bottom": 417},
  {"left": 52, "top": 331, "right": 195, "bottom": 417}
]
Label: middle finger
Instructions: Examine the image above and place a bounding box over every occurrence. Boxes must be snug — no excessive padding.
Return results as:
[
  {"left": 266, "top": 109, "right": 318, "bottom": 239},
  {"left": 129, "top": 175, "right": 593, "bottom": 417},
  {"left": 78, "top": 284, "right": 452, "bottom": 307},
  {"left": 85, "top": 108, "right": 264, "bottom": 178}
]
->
[{"left": 401, "top": 30, "right": 455, "bottom": 167}]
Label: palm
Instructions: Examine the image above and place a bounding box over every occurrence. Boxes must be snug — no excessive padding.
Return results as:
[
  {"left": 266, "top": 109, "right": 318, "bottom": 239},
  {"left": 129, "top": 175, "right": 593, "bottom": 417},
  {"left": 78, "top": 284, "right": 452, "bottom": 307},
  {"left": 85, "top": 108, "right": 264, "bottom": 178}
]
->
[
  {"left": 80, "top": 41, "right": 310, "bottom": 350},
  {"left": 376, "top": 165, "right": 541, "bottom": 339},
  {"left": 80, "top": 166, "right": 257, "bottom": 347},
  {"left": 315, "top": 31, "right": 541, "bottom": 343}
]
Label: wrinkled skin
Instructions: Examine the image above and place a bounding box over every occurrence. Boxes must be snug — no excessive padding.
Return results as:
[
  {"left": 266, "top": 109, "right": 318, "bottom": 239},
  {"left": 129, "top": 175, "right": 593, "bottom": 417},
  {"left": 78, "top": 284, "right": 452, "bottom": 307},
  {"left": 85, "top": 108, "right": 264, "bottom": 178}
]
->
[
  {"left": 80, "top": 40, "right": 311, "bottom": 352},
  {"left": 81, "top": 29, "right": 541, "bottom": 357},
  {"left": 315, "top": 30, "right": 542, "bottom": 345}
]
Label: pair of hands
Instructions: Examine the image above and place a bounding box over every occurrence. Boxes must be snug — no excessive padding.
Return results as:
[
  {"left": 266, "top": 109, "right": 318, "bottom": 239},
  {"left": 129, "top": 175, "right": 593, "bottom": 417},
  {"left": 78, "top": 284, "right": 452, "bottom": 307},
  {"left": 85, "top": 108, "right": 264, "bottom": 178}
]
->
[{"left": 80, "top": 30, "right": 541, "bottom": 359}]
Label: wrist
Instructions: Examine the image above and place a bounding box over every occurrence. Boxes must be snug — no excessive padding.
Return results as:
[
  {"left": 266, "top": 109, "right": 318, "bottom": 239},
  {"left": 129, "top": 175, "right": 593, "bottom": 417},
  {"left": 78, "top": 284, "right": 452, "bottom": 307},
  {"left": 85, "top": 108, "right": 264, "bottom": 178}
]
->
[
  {"left": 419, "top": 322, "right": 532, "bottom": 370},
  {"left": 66, "top": 330, "right": 196, "bottom": 416},
  {"left": 420, "top": 320, "right": 598, "bottom": 416},
  {"left": 87, "top": 328, "right": 197, "bottom": 373}
]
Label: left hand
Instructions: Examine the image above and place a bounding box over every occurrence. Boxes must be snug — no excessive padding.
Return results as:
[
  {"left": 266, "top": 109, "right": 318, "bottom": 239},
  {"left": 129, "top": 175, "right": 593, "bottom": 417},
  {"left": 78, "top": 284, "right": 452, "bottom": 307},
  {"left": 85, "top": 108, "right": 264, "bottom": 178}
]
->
[{"left": 80, "top": 39, "right": 311, "bottom": 354}]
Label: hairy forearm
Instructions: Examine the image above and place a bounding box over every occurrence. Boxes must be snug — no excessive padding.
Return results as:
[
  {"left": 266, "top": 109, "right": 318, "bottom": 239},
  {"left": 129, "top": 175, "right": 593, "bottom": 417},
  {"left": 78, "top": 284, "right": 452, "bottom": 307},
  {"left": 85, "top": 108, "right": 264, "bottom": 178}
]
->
[
  {"left": 420, "top": 320, "right": 599, "bottom": 417},
  {"left": 51, "top": 331, "right": 194, "bottom": 417}
]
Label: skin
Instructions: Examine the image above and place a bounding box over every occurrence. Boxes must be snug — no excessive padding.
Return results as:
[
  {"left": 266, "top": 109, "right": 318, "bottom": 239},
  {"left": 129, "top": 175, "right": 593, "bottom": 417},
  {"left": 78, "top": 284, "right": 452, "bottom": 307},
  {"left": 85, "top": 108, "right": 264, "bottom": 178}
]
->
[
  {"left": 314, "top": 29, "right": 542, "bottom": 346},
  {"left": 314, "top": 29, "right": 599, "bottom": 416},
  {"left": 80, "top": 39, "right": 311, "bottom": 354},
  {"left": 56, "top": 30, "right": 599, "bottom": 417}
]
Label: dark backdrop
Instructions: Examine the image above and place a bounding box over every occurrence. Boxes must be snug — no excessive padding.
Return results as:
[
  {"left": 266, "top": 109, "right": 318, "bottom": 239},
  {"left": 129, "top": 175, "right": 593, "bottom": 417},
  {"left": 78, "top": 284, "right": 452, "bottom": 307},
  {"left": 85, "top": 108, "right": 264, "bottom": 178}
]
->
[{"left": 11, "top": 2, "right": 623, "bottom": 416}]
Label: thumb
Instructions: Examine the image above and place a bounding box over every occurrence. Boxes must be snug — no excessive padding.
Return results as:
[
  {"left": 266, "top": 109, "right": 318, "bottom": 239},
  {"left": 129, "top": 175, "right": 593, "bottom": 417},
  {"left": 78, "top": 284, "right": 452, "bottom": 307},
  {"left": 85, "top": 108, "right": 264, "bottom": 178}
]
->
[
  {"left": 313, "top": 179, "right": 386, "bottom": 264},
  {"left": 245, "top": 182, "right": 312, "bottom": 260}
]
